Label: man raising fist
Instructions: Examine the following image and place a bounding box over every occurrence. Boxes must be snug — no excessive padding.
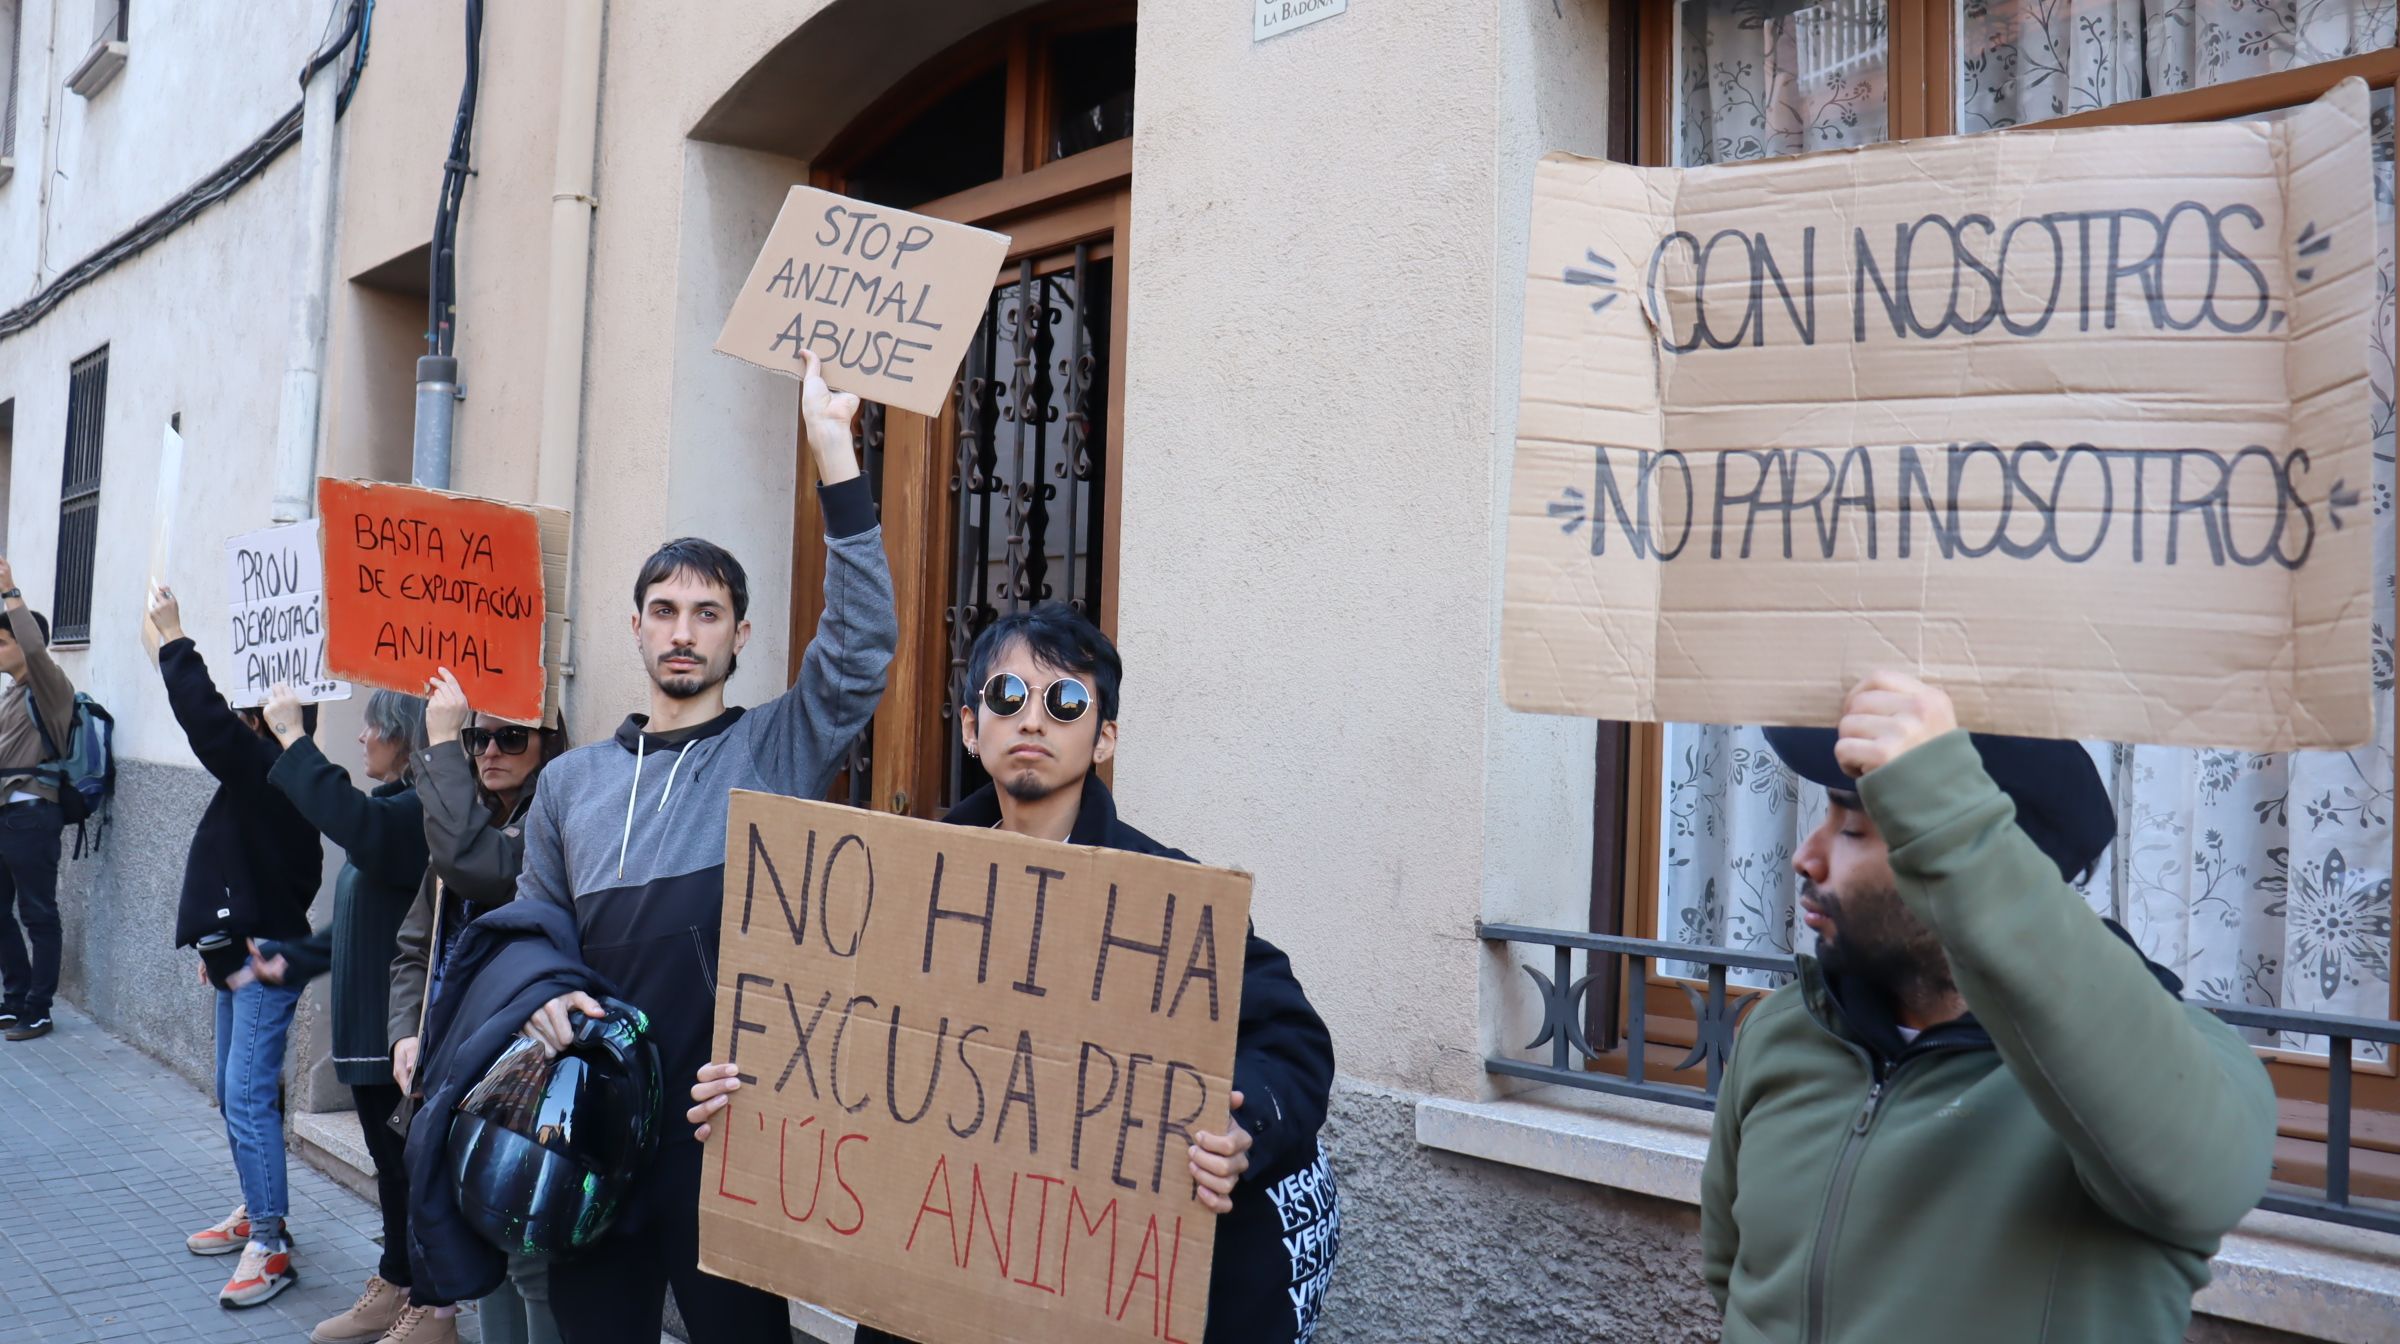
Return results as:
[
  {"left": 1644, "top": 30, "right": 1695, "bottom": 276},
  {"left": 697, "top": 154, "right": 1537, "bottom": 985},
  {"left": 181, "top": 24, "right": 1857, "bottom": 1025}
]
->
[
  {"left": 1700, "top": 672, "right": 2278, "bottom": 1343},
  {"left": 399, "top": 350, "right": 897, "bottom": 1343}
]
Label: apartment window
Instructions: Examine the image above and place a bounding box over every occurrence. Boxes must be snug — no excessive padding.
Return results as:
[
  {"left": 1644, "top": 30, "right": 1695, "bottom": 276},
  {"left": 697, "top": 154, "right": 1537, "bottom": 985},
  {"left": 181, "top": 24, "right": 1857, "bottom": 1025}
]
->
[
  {"left": 66, "top": 0, "right": 126, "bottom": 99},
  {"left": 0, "top": 1, "right": 22, "bottom": 170},
  {"left": 1586, "top": 0, "right": 2400, "bottom": 1205},
  {"left": 53, "top": 348, "right": 106, "bottom": 644}
]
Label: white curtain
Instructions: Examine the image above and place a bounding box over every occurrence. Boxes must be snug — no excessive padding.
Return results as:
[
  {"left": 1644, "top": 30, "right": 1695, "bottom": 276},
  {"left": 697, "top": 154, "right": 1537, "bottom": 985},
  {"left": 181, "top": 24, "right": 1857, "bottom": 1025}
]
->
[
  {"left": 1677, "top": 0, "right": 1891, "bottom": 165},
  {"left": 1665, "top": 0, "right": 2397, "bottom": 1052},
  {"left": 1960, "top": 0, "right": 2397, "bottom": 131}
]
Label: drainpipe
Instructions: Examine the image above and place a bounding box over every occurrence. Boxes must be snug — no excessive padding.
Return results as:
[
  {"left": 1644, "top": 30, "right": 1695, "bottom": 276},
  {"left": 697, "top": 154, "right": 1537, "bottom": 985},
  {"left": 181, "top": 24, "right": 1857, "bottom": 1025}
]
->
[
  {"left": 536, "top": 0, "right": 603, "bottom": 686},
  {"left": 271, "top": 39, "right": 342, "bottom": 523},
  {"left": 410, "top": 355, "right": 457, "bottom": 489}
]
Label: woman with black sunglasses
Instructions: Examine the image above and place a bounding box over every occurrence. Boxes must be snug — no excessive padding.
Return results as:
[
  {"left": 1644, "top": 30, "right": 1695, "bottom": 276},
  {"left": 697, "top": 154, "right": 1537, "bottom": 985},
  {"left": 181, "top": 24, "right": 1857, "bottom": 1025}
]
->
[{"left": 382, "top": 666, "right": 570, "bottom": 1344}]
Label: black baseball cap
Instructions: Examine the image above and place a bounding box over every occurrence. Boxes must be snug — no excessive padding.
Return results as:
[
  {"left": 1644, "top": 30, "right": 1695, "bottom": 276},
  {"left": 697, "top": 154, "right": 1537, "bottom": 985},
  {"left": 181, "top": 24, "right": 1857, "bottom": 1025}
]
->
[{"left": 1762, "top": 726, "right": 2115, "bottom": 881}]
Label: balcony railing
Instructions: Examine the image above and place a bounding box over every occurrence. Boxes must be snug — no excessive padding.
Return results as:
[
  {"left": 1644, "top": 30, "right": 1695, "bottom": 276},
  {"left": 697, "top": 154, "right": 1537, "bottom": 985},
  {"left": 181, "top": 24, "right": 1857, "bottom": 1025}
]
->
[{"left": 1480, "top": 922, "right": 2400, "bottom": 1237}]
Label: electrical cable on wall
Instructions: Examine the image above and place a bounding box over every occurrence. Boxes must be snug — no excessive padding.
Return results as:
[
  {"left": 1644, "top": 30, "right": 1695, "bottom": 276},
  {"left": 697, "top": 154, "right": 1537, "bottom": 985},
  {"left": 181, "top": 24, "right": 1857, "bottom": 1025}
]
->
[
  {"left": 0, "top": 0, "right": 373, "bottom": 341},
  {"left": 427, "top": 0, "right": 484, "bottom": 359}
]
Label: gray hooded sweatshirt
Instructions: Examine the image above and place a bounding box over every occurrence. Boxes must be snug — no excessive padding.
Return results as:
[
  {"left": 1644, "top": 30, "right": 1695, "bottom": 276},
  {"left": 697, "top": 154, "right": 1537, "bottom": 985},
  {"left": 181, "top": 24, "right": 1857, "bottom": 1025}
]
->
[{"left": 515, "top": 480, "right": 895, "bottom": 1118}]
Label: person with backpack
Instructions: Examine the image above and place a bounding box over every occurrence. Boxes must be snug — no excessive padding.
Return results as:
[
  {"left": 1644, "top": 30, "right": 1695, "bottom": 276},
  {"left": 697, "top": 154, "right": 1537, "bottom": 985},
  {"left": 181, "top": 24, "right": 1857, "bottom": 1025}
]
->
[
  {"left": 0, "top": 556, "right": 82, "bottom": 1044},
  {"left": 147, "top": 581, "right": 326, "bottom": 1310}
]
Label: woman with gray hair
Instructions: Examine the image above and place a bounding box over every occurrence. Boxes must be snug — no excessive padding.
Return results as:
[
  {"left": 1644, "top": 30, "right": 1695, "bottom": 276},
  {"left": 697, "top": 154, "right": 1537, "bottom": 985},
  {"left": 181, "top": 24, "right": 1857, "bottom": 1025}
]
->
[{"left": 247, "top": 684, "right": 435, "bottom": 1341}]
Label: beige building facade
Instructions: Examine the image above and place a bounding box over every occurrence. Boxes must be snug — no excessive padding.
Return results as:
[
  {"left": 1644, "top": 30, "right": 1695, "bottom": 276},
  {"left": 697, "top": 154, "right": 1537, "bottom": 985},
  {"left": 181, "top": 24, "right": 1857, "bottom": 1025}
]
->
[{"left": 0, "top": 1, "right": 2393, "bottom": 1340}]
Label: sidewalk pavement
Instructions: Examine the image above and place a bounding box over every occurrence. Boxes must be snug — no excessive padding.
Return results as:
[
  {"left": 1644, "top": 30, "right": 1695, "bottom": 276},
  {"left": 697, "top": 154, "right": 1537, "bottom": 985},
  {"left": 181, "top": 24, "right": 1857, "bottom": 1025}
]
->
[{"left": 0, "top": 1003, "right": 485, "bottom": 1343}]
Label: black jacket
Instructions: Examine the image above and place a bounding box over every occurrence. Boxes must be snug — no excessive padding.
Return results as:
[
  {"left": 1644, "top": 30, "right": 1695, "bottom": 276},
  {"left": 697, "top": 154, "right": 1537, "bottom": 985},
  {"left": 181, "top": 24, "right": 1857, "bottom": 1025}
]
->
[
  {"left": 159, "top": 638, "right": 323, "bottom": 948},
  {"left": 402, "top": 897, "right": 614, "bottom": 1306},
  {"left": 257, "top": 738, "right": 428, "bottom": 1086},
  {"left": 934, "top": 775, "right": 1343, "bottom": 1344}
]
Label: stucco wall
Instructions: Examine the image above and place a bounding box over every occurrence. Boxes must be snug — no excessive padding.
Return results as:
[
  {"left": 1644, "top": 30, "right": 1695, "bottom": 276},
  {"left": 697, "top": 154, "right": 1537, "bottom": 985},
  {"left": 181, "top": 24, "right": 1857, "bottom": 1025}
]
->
[
  {"left": 0, "top": 138, "right": 307, "bottom": 769},
  {"left": 0, "top": 0, "right": 323, "bottom": 292}
]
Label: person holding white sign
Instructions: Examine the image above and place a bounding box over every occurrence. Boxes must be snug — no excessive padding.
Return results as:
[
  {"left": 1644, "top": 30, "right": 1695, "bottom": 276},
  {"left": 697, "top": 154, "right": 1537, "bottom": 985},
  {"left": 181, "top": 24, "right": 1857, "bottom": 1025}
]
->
[
  {"left": 689, "top": 603, "right": 1344, "bottom": 1344},
  {"left": 397, "top": 349, "right": 897, "bottom": 1343},
  {"left": 0, "top": 556, "right": 79, "bottom": 1044},
  {"left": 1700, "top": 673, "right": 2278, "bottom": 1343},
  {"left": 148, "top": 582, "right": 325, "bottom": 1310}
]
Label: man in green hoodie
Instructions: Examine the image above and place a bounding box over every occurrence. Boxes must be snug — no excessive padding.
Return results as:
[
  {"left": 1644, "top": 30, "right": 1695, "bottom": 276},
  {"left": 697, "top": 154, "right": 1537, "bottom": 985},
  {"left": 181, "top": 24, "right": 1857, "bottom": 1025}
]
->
[{"left": 1701, "top": 670, "right": 2278, "bottom": 1344}]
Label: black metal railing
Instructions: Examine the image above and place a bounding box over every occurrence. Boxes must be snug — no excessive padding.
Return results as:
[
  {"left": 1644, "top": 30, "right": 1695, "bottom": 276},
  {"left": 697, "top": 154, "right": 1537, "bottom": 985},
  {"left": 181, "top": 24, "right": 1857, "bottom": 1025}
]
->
[{"left": 1480, "top": 922, "right": 2400, "bottom": 1237}]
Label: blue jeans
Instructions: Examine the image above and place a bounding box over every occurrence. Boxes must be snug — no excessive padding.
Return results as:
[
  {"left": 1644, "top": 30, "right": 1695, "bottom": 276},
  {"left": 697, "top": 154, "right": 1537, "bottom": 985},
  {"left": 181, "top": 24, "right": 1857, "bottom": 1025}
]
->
[
  {"left": 0, "top": 798, "right": 63, "bottom": 1018},
  {"left": 214, "top": 979, "right": 300, "bottom": 1222}
]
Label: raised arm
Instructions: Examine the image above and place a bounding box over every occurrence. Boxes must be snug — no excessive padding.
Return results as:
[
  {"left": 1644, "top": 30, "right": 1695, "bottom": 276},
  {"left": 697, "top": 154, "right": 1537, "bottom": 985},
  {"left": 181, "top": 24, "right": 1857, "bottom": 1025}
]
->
[
  {"left": 265, "top": 723, "right": 429, "bottom": 889},
  {"left": 151, "top": 584, "right": 281, "bottom": 788},
  {"left": 1853, "top": 685, "right": 2277, "bottom": 1251},
  {"left": 0, "top": 558, "right": 76, "bottom": 750},
  {"left": 750, "top": 351, "right": 897, "bottom": 794}
]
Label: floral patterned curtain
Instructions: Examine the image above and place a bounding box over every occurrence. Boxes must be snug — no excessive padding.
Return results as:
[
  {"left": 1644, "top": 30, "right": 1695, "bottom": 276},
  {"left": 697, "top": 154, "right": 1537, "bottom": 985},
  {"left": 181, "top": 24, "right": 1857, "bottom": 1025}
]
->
[
  {"left": 1665, "top": 0, "right": 2397, "bottom": 1049},
  {"left": 1678, "top": 0, "right": 1890, "bottom": 164}
]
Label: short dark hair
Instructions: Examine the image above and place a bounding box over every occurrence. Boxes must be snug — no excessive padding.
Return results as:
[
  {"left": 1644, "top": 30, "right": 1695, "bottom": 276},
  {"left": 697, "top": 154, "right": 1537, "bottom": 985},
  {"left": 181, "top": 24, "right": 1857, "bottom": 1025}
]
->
[
  {"left": 634, "top": 538, "right": 749, "bottom": 622},
  {"left": 965, "top": 603, "right": 1122, "bottom": 723},
  {"left": 0, "top": 610, "right": 50, "bottom": 645}
]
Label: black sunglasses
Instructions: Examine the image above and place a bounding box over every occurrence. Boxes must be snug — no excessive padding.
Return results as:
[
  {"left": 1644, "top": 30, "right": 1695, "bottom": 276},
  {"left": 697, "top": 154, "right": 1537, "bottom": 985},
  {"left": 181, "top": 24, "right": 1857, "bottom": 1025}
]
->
[
  {"left": 980, "top": 673, "right": 1092, "bottom": 724},
  {"left": 463, "top": 726, "right": 537, "bottom": 757}
]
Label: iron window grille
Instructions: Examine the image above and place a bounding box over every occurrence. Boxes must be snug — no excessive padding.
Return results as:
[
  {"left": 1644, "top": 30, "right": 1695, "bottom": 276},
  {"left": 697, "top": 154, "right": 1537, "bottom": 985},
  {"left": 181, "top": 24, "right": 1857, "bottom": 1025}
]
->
[
  {"left": 837, "top": 247, "right": 1114, "bottom": 815},
  {"left": 52, "top": 346, "right": 106, "bottom": 644},
  {"left": 1481, "top": 922, "right": 2400, "bottom": 1237}
]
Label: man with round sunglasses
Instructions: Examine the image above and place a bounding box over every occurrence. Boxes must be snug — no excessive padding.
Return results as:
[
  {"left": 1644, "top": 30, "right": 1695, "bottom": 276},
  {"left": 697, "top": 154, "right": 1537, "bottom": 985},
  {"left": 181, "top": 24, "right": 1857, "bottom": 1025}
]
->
[
  {"left": 690, "top": 601, "right": 1342, "bottom": 1344},
  {"left": 401, "top": 350, "right": 897, "bottom": 1342}
]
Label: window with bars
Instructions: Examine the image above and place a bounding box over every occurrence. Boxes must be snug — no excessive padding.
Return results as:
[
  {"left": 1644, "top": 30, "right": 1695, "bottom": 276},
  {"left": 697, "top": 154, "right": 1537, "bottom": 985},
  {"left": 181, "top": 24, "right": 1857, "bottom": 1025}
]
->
[
  {"left": 2, "top": 1, "right": 23, "bottom": 164},
  {"left": 52, "top": 347, "right": 106, "bottom": 644},
  {"left": 1591, "top": 0, "right": 2400, "bottom": 1210}
]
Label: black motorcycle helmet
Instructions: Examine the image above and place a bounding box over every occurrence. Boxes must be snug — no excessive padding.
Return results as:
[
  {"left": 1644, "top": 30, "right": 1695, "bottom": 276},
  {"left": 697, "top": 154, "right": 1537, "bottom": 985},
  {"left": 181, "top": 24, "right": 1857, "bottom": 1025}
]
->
[{"left": 447, "top": 996, "right": 662, "bottom": 1257}]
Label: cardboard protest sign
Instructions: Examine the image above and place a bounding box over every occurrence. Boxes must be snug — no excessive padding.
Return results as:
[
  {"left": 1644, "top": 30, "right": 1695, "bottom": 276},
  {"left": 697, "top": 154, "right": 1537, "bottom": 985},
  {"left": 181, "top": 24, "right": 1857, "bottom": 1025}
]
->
[
  {"left": 716, "top": 187, "right": 1012, "bottom": 416},
  {"left": 700, "top": 792, "right": 1251, "bottom": 1344},
  {"left": 222, "top": 522, "right": 348, "bottom": 708},
  {"left": 316, "top": 479, "right": 561, "bottom": 724},
  {"left": 1506, "top": 79, "right": 2379, "bottom": 750}
]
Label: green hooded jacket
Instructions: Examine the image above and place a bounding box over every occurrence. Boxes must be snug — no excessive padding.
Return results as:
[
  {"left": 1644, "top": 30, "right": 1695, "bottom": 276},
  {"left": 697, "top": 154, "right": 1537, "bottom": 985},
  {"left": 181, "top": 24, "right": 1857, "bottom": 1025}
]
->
[{"left": 1701, "top": 730, "right": 2278, "bottom": 1343}]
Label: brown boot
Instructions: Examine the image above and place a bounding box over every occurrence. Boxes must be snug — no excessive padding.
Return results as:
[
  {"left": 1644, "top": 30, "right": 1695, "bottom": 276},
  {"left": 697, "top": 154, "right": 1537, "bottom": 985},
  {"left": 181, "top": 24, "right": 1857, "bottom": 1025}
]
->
[
  {"left": 377, "top": 1305, "right": 459, "bottom": 1344},
  {"left": 309, "top": 1275, "right": 406, "bottom": 1343}
]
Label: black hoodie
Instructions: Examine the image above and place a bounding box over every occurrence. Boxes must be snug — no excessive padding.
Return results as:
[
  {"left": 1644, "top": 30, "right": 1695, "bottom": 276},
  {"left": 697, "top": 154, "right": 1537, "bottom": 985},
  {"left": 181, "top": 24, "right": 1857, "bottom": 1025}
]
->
[
  {"left": 880, "top": 775, "right": 1344, "bottom": 1344},
  {"left": 158, "top": 638, "right": 323, "bottom": 947}
]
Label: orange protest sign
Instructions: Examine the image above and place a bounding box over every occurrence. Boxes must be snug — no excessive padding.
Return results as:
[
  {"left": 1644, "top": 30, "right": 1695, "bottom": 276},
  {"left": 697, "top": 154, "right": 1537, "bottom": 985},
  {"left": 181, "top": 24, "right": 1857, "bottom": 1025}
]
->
[{"left": 317, "top": 478, "right": 552, "bottom": 723}]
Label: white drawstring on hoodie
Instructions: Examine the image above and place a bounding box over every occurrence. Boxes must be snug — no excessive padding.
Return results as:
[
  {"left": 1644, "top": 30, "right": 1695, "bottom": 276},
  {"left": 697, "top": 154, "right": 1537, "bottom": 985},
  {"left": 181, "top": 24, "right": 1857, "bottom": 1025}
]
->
[{"left": 617, "top": 734, "right": 695, "bottom": 879}]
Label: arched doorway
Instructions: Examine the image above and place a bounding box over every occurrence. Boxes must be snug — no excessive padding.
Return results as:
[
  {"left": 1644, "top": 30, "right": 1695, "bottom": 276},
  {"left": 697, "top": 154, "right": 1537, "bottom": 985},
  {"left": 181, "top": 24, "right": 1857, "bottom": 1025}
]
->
[{"left": 790, "top": 0, "right": 1134, "bottom": 819}]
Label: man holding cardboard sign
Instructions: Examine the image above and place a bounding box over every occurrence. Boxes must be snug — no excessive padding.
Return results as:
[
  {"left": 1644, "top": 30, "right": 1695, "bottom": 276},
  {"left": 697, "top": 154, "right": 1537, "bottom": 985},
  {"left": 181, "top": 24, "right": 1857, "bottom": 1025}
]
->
[
  {"left": 1505, "top": 80, "right": 2378, "bottom": 751},
  {"left": 688, "top": 604, "right": 1341, "bottom": 1344},
  {"left": 1699, "top": 673, "right": 2277, "bottom": 1342},
  {"left": 397, "top": 349, "right": 896, "bottom": 1342}
]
